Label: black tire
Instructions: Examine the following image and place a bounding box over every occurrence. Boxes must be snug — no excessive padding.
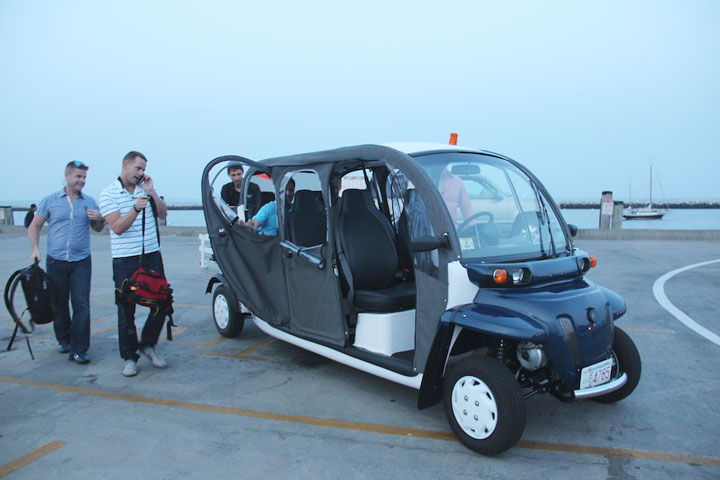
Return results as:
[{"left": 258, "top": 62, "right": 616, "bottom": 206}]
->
[
  {"left": 212, "top": 285, "right": 245, "bottom": 338},
  {"left": 443, "top": 355, "right": 526, "bottom": 455},
  {"left": 592, "top": 327, "right": 641, "bottom": 403}
]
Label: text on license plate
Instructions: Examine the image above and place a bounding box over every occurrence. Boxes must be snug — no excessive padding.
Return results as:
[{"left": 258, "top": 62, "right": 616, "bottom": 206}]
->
[{"left": 579, "top": 358, "right": 613, "bottom": 389}]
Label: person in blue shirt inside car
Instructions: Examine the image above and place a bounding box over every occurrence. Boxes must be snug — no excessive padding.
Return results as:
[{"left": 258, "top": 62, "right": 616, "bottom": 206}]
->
[{"left": 247, "top": 179, "right": 295, "bottom": 235}]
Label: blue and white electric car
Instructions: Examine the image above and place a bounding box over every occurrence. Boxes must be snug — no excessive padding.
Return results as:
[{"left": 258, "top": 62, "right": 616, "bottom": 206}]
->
[{"left": 201, "top": 142, "right": 641, "bottom": 455}]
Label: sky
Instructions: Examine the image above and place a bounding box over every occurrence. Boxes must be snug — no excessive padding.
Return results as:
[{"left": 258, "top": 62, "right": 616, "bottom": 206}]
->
[{"left": 1, "top": 0, "right": 719, "bottom": 204}]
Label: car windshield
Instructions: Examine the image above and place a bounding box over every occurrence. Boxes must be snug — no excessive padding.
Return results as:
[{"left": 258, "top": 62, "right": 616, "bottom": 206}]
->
[{"left": 414, "top": 152, "right": 569, "bottom": 262}]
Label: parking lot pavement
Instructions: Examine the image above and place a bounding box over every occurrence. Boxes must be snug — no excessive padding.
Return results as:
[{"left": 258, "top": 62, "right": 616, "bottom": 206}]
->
[{"left": 1, "top": 233, "right": 719, "bottom": 479}]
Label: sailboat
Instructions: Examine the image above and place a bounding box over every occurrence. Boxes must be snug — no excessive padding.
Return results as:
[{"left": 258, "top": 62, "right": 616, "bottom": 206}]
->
[{"left": 623, "top": 164, "right": 666, "bottom": 220}]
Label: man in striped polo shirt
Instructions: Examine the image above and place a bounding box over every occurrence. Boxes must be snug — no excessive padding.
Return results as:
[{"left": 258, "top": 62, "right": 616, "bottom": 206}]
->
[{"left": 99, "top": 151, "right": 168, "bottom": 377}]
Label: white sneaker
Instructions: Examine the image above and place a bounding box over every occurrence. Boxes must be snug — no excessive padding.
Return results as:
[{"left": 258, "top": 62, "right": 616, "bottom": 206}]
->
[
  {"left": 122, "top": 360, "right": 138, "bottom": 377},
  {"left": 140, "top": 345, "right": 167, "bottom": 368}
]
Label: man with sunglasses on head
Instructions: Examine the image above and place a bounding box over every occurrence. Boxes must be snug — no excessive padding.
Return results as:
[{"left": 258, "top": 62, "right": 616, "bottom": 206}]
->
[
  {"left": 28, "top": 160, "right": 105, "bottom": 364},
  {"left": 99, "top": 151, "right": 168, "bottom": 377}
]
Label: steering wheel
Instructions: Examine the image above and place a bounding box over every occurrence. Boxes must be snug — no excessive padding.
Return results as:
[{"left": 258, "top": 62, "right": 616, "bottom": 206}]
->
[
  {"left": 457, "top": 211, "right": 495, "bottom": 249},
  {"left": 457, "top": 211, "right": 494, "bottom": 232}
]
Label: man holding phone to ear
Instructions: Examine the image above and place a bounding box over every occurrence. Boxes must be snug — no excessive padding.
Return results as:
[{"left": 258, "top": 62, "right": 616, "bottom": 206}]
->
[{"left": 99, "top": 151, "right": 169, "bottom": 377}]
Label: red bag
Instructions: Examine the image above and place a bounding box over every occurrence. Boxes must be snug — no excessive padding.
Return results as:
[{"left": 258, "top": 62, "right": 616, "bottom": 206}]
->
[
  {"left": 118, "top": 267, "right": 176, "bottom": 340},
  {"left": 127, "top": 268, "right": 173, "bottom": 307}
]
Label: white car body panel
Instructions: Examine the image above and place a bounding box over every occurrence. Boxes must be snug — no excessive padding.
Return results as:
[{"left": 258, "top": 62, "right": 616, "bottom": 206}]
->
[{"left": 252, "top": 316, "right": 423, "bottom": 389}]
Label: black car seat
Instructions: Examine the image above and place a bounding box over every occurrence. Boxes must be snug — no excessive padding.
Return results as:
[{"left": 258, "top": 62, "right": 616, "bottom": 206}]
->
[
  {"left": 338, "top": 189, "right": 415, "bottom": 312},
  {"left": 476, "top": 222, "right": 501, "bottom": 246},
  {"left": 510, "top": 211, "right": 543, "bottom": 239},
  {"left": 287, "top": 190, "right": 327, "bottom": 247},
  {"left": 259, "top": 191, "right": 275, "bottom": 208}
]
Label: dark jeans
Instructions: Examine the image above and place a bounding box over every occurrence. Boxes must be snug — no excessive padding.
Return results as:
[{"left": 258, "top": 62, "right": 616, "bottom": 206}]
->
[
  {"left": 46, "top": 255, "right": 92, "bottom": 355},
  {"left": 113, "top": 251, "right": 166, "bottom": 361}
]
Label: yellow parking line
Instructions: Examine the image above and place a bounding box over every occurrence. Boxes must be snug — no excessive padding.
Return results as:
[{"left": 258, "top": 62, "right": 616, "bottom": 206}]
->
[
  {"left": 518, "top": 440, "right": 720, "bottom": 467},
  {"left": 0, "top": 441, "right": 66, "bottom": 478},
  {"left": 3, "top": 317, "right": 184, "bottom": 347},
  {"left": 175, "top": 336, "right": 229, "bottom": 349},
  {"left": 0, "top": 375, "right": 718, "bottom": 467},
  {"left": 204, "top": 351, "right": 268, "bottom": 361},
  {"left": 204, "top": 337, "right": 274, "bottom": 361},
  {"left": 90, "top": 296, "right": 209, "bottom": 310},
  {"left": 233, "top": 337, "right": 275, "bottom": 356},
  {"left": 3, "top": 315, "right": 116, "bottom": 342}
]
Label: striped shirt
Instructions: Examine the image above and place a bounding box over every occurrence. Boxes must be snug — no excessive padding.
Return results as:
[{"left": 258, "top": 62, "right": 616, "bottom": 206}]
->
[{"left": 99, "top": 179, "right": 160, "bottom": 258}]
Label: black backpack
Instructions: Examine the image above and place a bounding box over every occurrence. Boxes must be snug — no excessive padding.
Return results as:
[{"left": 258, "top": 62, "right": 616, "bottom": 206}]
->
[{"left": 4, "top": 262, "right": 57, "bottom": 357}]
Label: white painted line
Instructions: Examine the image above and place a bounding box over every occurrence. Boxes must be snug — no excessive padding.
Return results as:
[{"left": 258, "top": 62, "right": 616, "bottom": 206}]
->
[{"left": 652, "top": 259, "right": 720, "bottom": 347}]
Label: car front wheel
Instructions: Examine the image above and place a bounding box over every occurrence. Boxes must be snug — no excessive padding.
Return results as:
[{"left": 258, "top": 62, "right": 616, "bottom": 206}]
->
[
  {"left": 212, "top": 285, "right": 245, "bottom": 338},
  {"left": 443, "top": 355, "right": 525, "bottom": 455},
  {"left": 592, "top": 327, "right": 641, "bottom": 403}
]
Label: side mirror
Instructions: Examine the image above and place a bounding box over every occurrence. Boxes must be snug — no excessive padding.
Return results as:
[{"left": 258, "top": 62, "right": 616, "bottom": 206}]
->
[
  {"left": 411, "top": 234, "right": 449, "bottom": 252},
  {"left": 567, "top": 224, "right": 578, "bottom": 238}
]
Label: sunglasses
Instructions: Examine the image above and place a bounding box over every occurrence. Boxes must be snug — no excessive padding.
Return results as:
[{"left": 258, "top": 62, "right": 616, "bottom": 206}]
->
[{"left": 67, "top": 160, "right": 89, "bottom": 169}]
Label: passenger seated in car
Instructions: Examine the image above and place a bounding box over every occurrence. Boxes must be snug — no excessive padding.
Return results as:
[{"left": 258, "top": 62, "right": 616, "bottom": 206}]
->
[
  {"left": 247, "top": 179, "right": 295, "bottom": 236},
  {"left": 330, "top": 172, "right": 342, "bottom": 206}
]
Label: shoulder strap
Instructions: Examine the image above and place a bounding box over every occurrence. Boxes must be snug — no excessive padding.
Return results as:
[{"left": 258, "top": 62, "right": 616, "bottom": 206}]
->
[
  {"left": 148, "top": 195, "right": 160, "bottom": 246},
  {"left": 141, "top": 207, "right": 146, "bottom": 261},
  {"left": 4, "top": 268, "right": 32, "bottom": 334},
  {"left": 333, "top": 223, "right": 356, "bottom": 326},
  {"left": 5, "top": 266, "right": 34, "bottom": 357}
]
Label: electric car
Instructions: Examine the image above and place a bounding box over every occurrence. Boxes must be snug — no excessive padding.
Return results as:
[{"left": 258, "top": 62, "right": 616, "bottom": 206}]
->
[{"left": 201, "top": 142, "right": 641, "bottom": 455}]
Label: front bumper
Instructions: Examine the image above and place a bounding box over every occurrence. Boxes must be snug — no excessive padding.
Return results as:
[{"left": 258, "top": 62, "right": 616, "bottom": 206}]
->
[{"left": 573, "top": 372, "right": 627, "bottom": 400}]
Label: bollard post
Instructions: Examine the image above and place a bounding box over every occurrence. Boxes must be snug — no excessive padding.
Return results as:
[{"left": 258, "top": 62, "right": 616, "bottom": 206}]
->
[
  {"left": 612, "top": 201, "right": 624, "bottom": 229},
  {"left": 599, "top": 192, "right": 613, "bottom": 229},
  {"left": 0, "top": 206, "right": 14, "bottom": 225},
  {"left": 158, "top": 196, "right": 167, "bottom": 226}
]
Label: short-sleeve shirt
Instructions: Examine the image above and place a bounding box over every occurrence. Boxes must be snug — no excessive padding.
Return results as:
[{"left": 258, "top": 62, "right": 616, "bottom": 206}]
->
[
  {"left": 99, "top": 180, "right": 160, "bottom": 258},
  {"left": 36, "top": 189, "right": 98, "bottom": 261},
  {"left": 252, "top": 201, "right": 278, "bottom": 236},
  {"left": 221, "top": 182, "right": 262, "bottom": 218}
]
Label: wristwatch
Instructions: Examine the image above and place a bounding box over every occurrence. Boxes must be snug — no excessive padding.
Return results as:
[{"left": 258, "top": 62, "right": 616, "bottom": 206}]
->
[{"left": 133, "top": 206, "right": 142, "bottom": 213}]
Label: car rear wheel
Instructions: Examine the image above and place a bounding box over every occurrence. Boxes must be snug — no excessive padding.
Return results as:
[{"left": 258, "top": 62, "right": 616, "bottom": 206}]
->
[
  {"left": 443, "top": 355, "right": 525, "bottom": 455},
  {"left": 212, "top": 285, "right": 245, "bottom": 338},
  {"left": 592, "top": 327, "right": 641, "bottom": 403}
]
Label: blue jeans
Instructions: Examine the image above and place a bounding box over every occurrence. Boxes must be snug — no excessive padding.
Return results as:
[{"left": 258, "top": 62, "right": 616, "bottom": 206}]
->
[
  {"left": 112, "top": 251, "right": 166, "bottom": 362},
  {"left": 46, "top": 255, "right": 92, "bottom": 355}
]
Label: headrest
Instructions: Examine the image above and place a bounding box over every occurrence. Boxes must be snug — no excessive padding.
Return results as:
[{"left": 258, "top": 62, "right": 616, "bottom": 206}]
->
[
  {"left": 339, "top": 189, "right": 372, "bottom": 213},
  {"left": 293, "top": 190, "right": 321, "bottom": 208}
]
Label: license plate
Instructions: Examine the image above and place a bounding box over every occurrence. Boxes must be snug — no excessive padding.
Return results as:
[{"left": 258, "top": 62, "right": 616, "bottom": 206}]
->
[{"left": 579, "top": 358, "right": 613, "bottom": 389}]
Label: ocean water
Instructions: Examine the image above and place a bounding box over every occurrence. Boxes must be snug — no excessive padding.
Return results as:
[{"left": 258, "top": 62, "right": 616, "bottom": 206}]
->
[
  {"left": 12, "top": 208, "right": 720, "bottom": 230},
  {"left": 559, "top": 208, "right": 720, "bottom": 230}
]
